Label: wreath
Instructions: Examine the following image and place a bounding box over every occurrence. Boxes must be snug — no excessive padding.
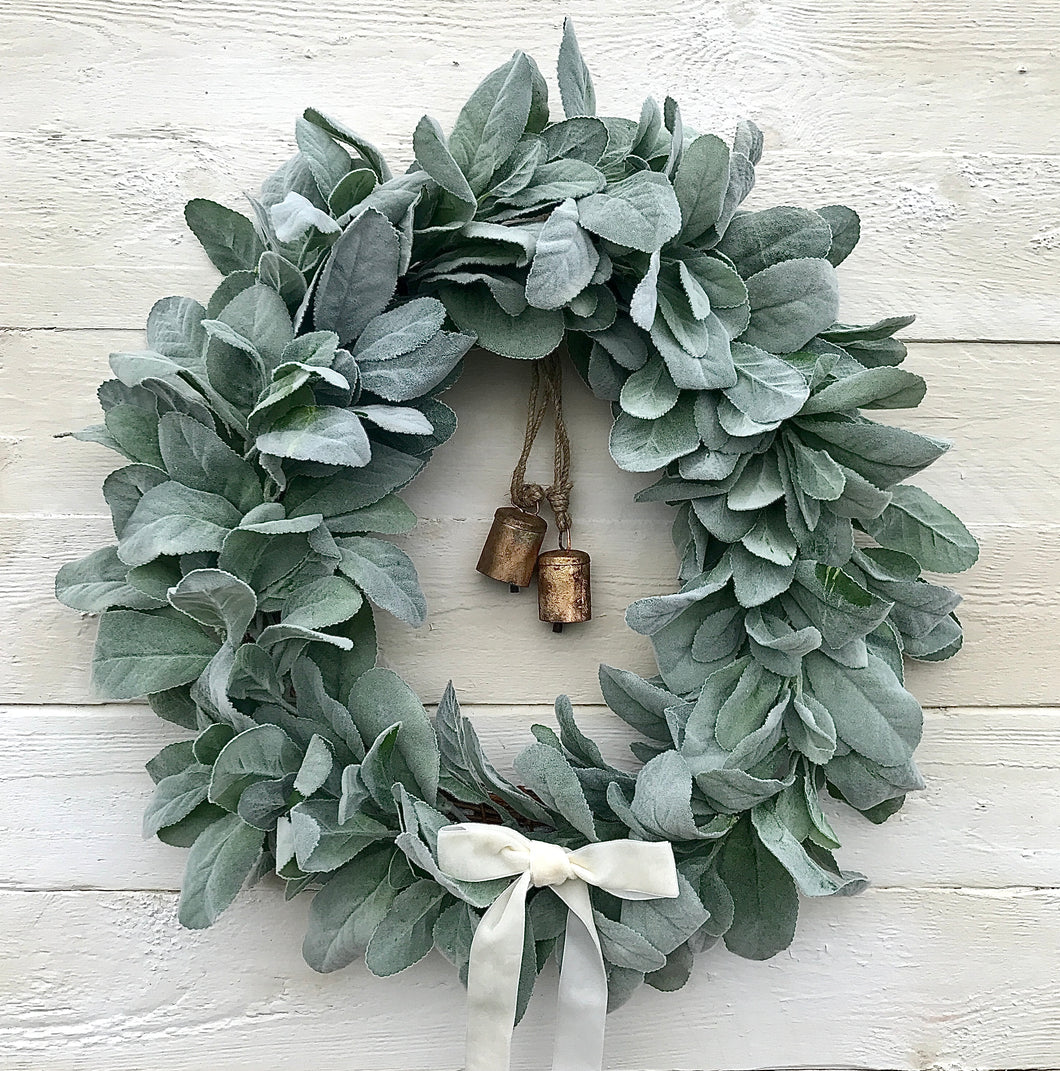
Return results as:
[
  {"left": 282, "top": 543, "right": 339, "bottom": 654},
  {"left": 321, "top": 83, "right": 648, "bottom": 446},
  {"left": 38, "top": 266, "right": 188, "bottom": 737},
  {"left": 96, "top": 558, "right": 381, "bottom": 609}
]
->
[{"left": 57, "top": 20, "right": 978, "bottom": 1026}]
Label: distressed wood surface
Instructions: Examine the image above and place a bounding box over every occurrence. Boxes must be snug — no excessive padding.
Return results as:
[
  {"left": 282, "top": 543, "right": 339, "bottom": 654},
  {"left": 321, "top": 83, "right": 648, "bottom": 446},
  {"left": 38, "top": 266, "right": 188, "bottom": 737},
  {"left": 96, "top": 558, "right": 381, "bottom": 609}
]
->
[
  {"left": 2, "top": 887, "right": 1058, "bottom": 1071},
  {"left": 3, "top": 1, "right": 1058, "bottom": 1069}
]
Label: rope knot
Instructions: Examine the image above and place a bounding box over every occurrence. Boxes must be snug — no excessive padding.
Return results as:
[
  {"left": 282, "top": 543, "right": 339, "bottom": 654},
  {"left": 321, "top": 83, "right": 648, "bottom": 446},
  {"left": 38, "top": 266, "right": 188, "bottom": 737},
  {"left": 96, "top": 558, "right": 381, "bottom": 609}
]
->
[{"left": 527, "top": 840, "right": 575, "bottom": 888}]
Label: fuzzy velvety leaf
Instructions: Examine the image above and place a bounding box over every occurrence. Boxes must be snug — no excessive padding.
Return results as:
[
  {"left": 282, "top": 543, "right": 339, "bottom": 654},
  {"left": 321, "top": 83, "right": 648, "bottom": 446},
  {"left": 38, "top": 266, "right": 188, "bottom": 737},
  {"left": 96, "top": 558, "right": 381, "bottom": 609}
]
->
[
  {"left": 742, "top": 259, "right": 840, "bottom": 354},
  {"left": 257, "top": 406, "right": 370, "bottom": 468},
  {"left": 801, "top": 366, "right": 926, "bottom": 414},
  {"left": 439, "top": 283, "right": 563, "bottom": 359},
  {"left": 314, "top": 209, "right": 401, "bottom": 346},
  {"left": 803, "top": 652, "right": 922, "bottom": 767},
  {"left": 358, "top": 330, "right": 474, "bottom": 401},
  {"left": 525, "top": 198, "right": 599, "bottom": 310},
  {"left": 514, "top": 742, "right": 597, "bottom": 840},
  {"left": 337, "top": 536, "right": 426, "bottom": 627},
  {"left": 178, "top": 813, "right": 264, "bottom": 929},
  {"left": 861, "top": 484, "right": 979, "bottom": 573},
  {"left": 790, "top": 562, "right": 893, "bottom": 648},
  {"left": 209, "top": 724, "right": 303, "bottom": 812},
  {"left": 578, "top": 172, "right": 682, "bottom": 253},
  {"left": 117, "top": 482, "right": 240, "bottom": 567},
  {"left": 673, "top": 134, "right": 729, "bottom": 244},
  {"left": 718, "top": 817, "right": 798, "bottom": 960},
  {"left": 818, "top": 204, "right": 861, "bottom": 266},
  {"left": 413, "top": 115, "right": 476, "bottom": 203},
  {"left": 557, "top": 18, "right": 596, "bottom": 117},
  {"left": 609, "top": 396, "right": 699, "bottom": 472},
  {"left": 619, "top": 354, "right": 679, "bottom": 419},
  {"left": 143, "top": 764, "right": 213, "bottom": 839},
  {"left": 718, "top": 207, "right": 833, "bottom": 278},
  {"left": 215, "top": 284, "right": 294, "bottom": 371},
  {"left": 450, "top": 51, "right": 534, "bottom": 195},
  {"left": 724, "top": 343, "right": 809, "bottom": 424},
  {"left": 302, "top": 845, "right": 398, "bottom": 972},
  {"left": 365, "top": 880, "right": 449, "bottom": 977},
  {"left": 168, "top": 568, "right": 257, "bottom": 642},
  {"left": 56, "top": 546, "right": 162, "bottom": 612},
  {"left": 353, "top": 297, "right": 448, "bottom": 363},
  {"left": 184, "top": 199, "right": 264, "bottom": 276},
  {"left": 158, "top": 412, "right": 263, "bottom": 513}
]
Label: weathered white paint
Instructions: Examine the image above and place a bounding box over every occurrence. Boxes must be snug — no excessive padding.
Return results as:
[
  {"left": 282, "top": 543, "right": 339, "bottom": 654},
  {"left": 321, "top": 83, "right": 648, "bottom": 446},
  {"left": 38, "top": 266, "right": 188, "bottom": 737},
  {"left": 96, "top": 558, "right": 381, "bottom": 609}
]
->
[{"left": 2, "top": 1, "right": 1057, "bottom": 1068}]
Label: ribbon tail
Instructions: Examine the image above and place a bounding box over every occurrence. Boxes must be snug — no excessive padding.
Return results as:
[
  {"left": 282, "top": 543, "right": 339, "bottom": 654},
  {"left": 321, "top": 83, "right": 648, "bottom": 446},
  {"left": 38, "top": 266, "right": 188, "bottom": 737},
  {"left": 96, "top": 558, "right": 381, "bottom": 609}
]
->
[
  {"left": 464, "top": 871, "right": 531, "bottom": 1071},
  {"left": 552, "top": 881, "right": 607, "bottom": 1071}
]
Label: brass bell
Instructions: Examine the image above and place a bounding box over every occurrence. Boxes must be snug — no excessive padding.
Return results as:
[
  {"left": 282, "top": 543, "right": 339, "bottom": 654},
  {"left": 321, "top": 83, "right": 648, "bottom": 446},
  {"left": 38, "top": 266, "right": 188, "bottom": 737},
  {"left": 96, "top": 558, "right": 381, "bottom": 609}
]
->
[
  {"left": 537, "top": 547, "right": 591, "bottom": 631},
  {"left": 476, "top": 507, "right": 548, "bottom": 590}
]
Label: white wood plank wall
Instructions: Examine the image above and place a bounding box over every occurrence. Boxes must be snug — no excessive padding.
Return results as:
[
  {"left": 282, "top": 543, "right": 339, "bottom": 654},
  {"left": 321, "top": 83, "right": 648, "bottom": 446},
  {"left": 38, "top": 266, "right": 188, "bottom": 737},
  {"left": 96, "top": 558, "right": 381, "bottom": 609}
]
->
[{"left": 1, "top": 2, "right": 1057, "bottom": 1068}]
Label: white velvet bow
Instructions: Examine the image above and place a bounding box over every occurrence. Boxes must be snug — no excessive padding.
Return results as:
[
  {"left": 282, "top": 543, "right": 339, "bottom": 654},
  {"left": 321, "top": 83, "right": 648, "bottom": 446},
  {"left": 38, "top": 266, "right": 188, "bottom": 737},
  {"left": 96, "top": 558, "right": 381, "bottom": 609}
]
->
[{"left": 437, "top": 823, "right": 679, "bottom": 1071}]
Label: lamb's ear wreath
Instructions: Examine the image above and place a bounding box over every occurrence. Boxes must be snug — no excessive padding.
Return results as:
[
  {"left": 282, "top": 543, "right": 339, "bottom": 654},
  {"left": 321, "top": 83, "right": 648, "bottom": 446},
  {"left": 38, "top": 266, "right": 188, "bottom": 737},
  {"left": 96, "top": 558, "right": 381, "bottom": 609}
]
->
[{"left": 57, "top": 21, "right": 977, "bottom": 1007}]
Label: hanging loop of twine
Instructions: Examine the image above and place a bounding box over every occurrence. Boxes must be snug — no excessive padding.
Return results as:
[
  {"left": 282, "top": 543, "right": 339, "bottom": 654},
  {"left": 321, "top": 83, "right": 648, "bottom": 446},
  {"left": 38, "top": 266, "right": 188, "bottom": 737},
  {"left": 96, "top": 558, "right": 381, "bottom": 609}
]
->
[{"left": 509, "top": 350, "right": 573, "bottom": 538}]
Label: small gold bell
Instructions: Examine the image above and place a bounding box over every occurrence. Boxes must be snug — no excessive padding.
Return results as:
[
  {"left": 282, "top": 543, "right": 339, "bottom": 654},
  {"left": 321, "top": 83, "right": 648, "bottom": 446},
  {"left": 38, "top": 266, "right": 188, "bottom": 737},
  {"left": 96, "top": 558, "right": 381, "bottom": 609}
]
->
[
  {"left": 476, "top": 507, "right": 548, "bottom": 590},
  {"left": 537, "top": 547, "right": 591, "bottom": 632}
]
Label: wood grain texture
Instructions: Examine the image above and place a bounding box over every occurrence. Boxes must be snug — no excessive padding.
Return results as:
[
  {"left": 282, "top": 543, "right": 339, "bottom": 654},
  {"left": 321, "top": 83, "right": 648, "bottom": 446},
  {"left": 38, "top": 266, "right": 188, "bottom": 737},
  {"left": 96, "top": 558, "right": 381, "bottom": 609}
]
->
[
  {"left": 3, "top": 1, "right": 1057, "bottom": 1068},
  {"left": 1, "top": 886, "right": 1058, "bottom": 1071}
]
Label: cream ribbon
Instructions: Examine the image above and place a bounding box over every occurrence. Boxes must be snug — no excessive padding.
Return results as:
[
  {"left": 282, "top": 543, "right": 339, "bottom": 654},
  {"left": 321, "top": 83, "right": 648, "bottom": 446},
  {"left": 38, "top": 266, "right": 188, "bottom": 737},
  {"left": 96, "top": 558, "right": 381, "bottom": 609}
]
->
[{"left": 437, "top": 823, "right": 680, "bottom": 1071}]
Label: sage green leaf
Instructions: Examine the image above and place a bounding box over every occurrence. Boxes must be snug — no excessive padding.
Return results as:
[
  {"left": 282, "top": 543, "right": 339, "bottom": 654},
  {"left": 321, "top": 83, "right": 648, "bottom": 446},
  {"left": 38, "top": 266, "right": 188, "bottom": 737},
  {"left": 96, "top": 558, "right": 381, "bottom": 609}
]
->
[
  {"left": 358, "top": 330, "right": 474, "bottom": 400},
  {"left": 216, "top": 283, "right": 295, "bottom": 371},
  {"left": 791, "top": 562, "right": 893, "bottom": 648},
  {"left": 729, "top": 545, "right": 795, "bottom": 607},
  {"left": 818, "top": 204, "right": 860, "bottom": 266},
  {"left": 285, "top": 446, "right": 424, "bottom": 519},
  {"left": 676, "top": 133, "right": 732, "bottom": 243},
  {"left": 353, "top": 297, "right": 447, "bottom": 363},
  {"left": 499, "top": 159, "right": 607, "bottom": 208},
  {"left": 593, "top": 321, "right": 648, "bottom": 371},
  {"left": 803, "top": 651, "right": 922, "bottom": 766},
  {"left": 118, "top": 482, "right": 241, "bottom": 567},
  {"left": 718, "top": 817, "right": 798, "bottom": 959},
  {"left": 513, "top": 743, "right": 597, "bottom": 841},
  {"left": 609, "top": 396, "right": 699, "bottom": 472},
  {"left": 743, "top": 259, "right": 840, "bottom": 354},
  {"left": 302, "top": 108, "right": 393, "bottom": 183},
  {"left": 348, "top": 668, "right": 439, "bottom": 803},
  {"left": 861, "top": 485, "right": 979, "bottom": 573},
  {"left": 365, "top": 880, "right": 449, "bottom": 977},
  {"left": 314, "top": 209, "right": 400, "bottom": 346},
  {"left": 619, "top": 354, "right": 679, "bottom": 419},
  {"left": 486, "top": 136, "right": 546, "bottom": 198},
  {"left": 631, "top": 751, "right": 708, "bottom": 841},
  {"left": 209, "top": 724, "right": 303, "bottom": 812},
  {"left": 178, "top": 813, "right": 265, "bottom": 929},
  {"left": 440, "top": 283, "right": 563, "bottom": 359},
  {"left": 269, "top": 191, "right": 341, "bottom": 243},
  {"left": 324, "top": 494, "right": 417, "bottom": 536},
  {"left": 557, "top": 18, "right": 596, "bottom": 117},
  {"left": 742, "top": 509, "right": 798, "bottom": 566},
  {"left": 826, "top": 748, "right": 923, "bottom": 812},
  {"left": 143, "top": 763, "right": 212, "bottom": 838},
  {"left": 302, "top": 845, "right": 399, "bottom": 972},
  {"left": 726, "top": 451, "right": 785, "bottom": 511},
  {"left": 158, "top": 412, "right": 262, "bottom": 513},
  {"left": 525, "top": 199, "right": 599, "bottom": 310},
  {"left": 257, "top": 622, "right": 353, "bottom": 651},
  {"left": 597, "top": 666, "right": 674, "bottom": 743},
  {"left": 450, "top": 51, "right": 534, "bottom": 195},
  {"left": 751, "top": 801, "right": 863, "bottom": 895},
  {"left": 677, "top": 261, "right": 712, "bottom": 320},
  {"left": 184, "top": 198, "right": 264, "bottom": 276},
  {"left": 337, "top": 536, "right": 426, "bottom": 627},
  {"left": 785, "top": 691, "right": 837, "bottom": 764},
  {"left": 801, "top": 366, "right": 926, "bottom": 414},
  {"left": 595, "top": 914, "right": 666, "bottom": 972},
  {"left": 56, "top": 546, "right": 161, "bottom": 612},
  {"left": 578, "top": 171, "right": 682, "bottom": 253},
  {"left": 257, "top": 405, "right": 370, "bottom": 468},
  {"left": 168, "top": 568, "right": 256, "bottom": 641},
  {"left": 290, "top": 799, "right": 389, "bottom": 871},
  {"left": 651, "top": 314, "right": 737, "bottom": 391},
  {"left": 108, "top": 350, "right": 182, "bottom": 387},
  {"left": 625, "top": 559, "right": 733, "bottom": 635},
  {"left": 783, "top": 434, "right": 846, "bottom": 501},
  {"left": 621, "top": 872, "right": 710, "bottom": 955},
  {"left": 724, "top": 342, "right": 809, "bottom": 423},
  {"left": 356, "top": 405, "right": 434, "bottom": 435},
  {"left": 629, "top": 251, "right": 661, "bottom": 330},
  {"left": 98, "top": 404, "right": 163, "bottom": 467},
  {"left": 795, "top": 414, "right": 950, "bottom": 488},
  {"left": 412, "top": 115, "right": 475, "bottom": 203},
  {"left": 146, "top": 296, "right": 207, "bottom": 366},
  {"left": 295, "top": 116, "right": 352, "bottom": 198},
  {"left": 540, "top": 117, "right": 607, "bottom": 165},
  {"left": 822, "top": 314, "right": 915, "bottom": 345},
  {"left": 328, "top": 168, "right": 378, "bottom": 218},
  {"left": 282, "top": 575, "right": 364, "bottom": 630},
  {"left": 718, "top": 207, "right": 833, "bottom": 278}
]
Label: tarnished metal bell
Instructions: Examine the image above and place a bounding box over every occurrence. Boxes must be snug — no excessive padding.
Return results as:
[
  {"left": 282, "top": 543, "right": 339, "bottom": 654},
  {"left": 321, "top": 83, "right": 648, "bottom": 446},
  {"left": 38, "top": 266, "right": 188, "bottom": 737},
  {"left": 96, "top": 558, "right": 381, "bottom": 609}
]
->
[
  {"left": 537, "top": 547, "right": 591, "bottom": 630},
  {"left": 476, "top": 507, "right": 548, "bottom": 589}
]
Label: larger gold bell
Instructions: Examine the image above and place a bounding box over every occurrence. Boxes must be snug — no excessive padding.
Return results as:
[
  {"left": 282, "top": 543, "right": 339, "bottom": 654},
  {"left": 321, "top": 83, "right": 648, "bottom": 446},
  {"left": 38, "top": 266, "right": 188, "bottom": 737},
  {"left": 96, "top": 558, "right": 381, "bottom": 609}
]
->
[
  {"left": 476, "top": 507, "right": 548, "bottom": 589},
  {"left": 538, "top": 548, "right": 591, "bottom": 631}
]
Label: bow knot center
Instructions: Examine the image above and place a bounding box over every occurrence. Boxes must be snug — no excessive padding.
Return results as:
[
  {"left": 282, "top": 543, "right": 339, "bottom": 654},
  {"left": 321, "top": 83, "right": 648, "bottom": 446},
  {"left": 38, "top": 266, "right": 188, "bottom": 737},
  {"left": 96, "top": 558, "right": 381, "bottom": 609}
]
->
[{"left": 527, "top": 840, "right": 576, "bottom": 888}]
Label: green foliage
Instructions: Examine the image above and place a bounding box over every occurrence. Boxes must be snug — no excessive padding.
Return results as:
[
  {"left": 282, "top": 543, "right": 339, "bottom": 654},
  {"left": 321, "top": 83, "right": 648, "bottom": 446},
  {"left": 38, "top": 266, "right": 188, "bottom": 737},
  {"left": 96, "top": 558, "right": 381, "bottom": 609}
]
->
[{"left": 58, "top": 20, "right": 976, "bottom": 1012}]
